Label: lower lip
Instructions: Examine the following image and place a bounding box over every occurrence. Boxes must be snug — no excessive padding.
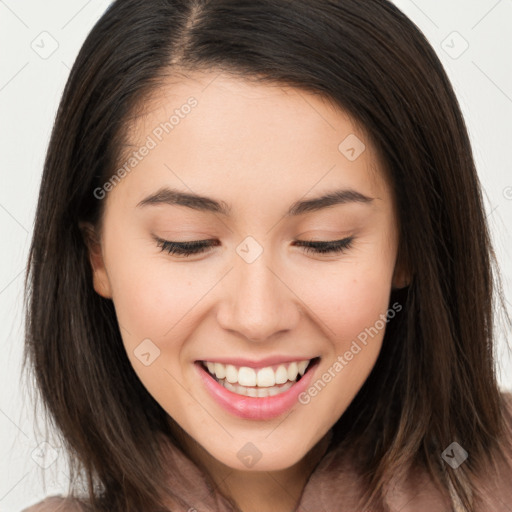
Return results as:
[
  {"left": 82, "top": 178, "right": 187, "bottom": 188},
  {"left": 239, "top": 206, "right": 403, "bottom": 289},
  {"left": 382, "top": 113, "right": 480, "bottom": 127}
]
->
[{"left": 194, "top": 359, "right": 320, "bottom": 420}]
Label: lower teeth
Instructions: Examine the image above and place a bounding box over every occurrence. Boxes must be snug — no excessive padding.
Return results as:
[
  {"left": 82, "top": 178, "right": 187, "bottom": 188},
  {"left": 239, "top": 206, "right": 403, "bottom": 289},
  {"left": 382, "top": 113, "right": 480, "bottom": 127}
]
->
[{"left": 218, "top": 378, "right": 295, "bottom": 397}]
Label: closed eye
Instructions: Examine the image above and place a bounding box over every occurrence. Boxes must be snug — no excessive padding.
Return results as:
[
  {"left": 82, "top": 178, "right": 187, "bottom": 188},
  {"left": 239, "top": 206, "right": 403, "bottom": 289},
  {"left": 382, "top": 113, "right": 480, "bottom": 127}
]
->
[
  {"left": 154, "top": 236, "right": 354, "bottom": 257},
  {"left": 294, "top": 237, "right": 354, "bottom": 254}
]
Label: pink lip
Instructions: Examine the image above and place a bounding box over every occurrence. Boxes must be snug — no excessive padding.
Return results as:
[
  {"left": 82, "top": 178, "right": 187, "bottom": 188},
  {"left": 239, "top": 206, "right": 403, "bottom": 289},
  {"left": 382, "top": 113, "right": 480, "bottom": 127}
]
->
[
  {"left": 194, "top": 358, "right": 320, "bottom": 420},
  {"left": 196, "top": 355, "right": 315, "bottom": 369}
]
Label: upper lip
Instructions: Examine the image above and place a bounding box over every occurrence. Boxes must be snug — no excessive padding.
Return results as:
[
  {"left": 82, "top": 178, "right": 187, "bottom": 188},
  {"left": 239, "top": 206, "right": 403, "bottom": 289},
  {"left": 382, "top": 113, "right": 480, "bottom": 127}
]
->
[{"left": 196, "top": 355, "right": 319, "bottom": 369}]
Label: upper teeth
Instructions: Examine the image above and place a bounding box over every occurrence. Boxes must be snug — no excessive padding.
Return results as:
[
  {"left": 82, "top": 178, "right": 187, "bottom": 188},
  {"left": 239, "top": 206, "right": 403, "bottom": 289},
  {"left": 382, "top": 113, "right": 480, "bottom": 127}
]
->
[{"left": 204, "top": 360, "right": 311, "bottom": 387}]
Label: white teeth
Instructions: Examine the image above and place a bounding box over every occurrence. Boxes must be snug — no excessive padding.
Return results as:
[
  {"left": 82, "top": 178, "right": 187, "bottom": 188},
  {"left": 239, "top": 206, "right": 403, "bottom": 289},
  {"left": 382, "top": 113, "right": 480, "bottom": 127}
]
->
[
  {"left": 275, "top": 365, "right": 289, "bottom": 384},
  {"left": 256, "top": 367, "right": 275, "bottom": 387},
  {"left": 202, "top": 359, "right": 312, "bottom": 387},
  {"left": 214, "top": 362, "right": 226, "bottom": 379},
  {"left": 238, "top": 367, "right": 256, "bottom": 387},
  {"left": 222, "top": 379, "right": 294, "bottom": 397},
  {"left": 287, "top": 362, "right": 299, "bottom": 381},
  {"left": 297, "top": 360, "right": 308, "bottom": 376},
  {"left": 247, "top": 387, "right": 258, "bottom": 397},
  {"left": 225, "top": 364, "right": 238, "bottom": 383}
]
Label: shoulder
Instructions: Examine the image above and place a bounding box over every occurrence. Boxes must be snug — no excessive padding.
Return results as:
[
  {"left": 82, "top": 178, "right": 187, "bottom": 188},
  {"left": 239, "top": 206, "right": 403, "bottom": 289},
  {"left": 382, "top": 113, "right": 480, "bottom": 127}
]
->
[
  {"left": 385, "top": 391, "right": 512, "bottom": 511},
  {"left": 470, "top": 390, "right": 512, "bottom": 508},
  {"left": 22, "top": 496, "right": 85, "bottom": 512}
]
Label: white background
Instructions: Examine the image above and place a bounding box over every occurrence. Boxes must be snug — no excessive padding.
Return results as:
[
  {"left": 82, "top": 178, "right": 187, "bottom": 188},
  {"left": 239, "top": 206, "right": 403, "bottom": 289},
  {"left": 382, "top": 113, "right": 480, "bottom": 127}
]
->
[{"left": 1, "top": 1, "right": 511, "bottom": 510}]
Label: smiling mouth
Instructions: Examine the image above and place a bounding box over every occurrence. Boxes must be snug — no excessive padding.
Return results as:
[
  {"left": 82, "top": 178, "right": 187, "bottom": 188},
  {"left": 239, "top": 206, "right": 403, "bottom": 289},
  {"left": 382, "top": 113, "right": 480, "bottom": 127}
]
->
[{"left": 198, "top": 357, "right": 320, "bottom": 398}]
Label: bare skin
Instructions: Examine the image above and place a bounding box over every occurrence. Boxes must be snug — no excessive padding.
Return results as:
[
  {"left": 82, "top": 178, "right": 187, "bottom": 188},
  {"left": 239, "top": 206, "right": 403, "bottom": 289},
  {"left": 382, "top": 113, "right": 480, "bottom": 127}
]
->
[{"left": 81, "top": 70, "right": 408, "bottom": 512}]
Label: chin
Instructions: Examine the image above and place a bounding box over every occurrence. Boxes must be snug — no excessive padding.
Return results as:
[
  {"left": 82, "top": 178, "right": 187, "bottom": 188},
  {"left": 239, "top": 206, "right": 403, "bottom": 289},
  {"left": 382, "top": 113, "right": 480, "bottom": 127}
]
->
[{"left": 205, "top": 436, "right": 315, "bottom": 472}]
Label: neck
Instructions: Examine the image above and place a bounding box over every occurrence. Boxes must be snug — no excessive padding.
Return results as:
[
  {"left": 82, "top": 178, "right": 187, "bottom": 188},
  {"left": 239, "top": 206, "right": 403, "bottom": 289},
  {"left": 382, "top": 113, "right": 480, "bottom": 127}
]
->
[{"left": 170, "top": 425, "right": 332, "bottom": 512}]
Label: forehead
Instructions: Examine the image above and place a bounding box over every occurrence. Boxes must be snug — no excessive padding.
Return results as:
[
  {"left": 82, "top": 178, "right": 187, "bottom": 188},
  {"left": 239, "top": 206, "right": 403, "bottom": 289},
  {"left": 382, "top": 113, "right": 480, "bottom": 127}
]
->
[{"left": 111, "top": 70, "right": 390, "bottom": 212}]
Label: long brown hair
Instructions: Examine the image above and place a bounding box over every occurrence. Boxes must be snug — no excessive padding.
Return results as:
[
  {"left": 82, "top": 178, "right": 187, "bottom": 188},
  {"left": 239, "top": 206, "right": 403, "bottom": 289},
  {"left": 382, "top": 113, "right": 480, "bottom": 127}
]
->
[{"left": 23, "top": 0, "right": 512, "bottom": 510}]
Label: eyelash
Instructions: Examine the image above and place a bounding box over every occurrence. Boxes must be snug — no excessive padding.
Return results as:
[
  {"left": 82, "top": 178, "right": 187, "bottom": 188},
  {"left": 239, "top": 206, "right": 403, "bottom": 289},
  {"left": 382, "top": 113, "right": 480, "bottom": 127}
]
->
[{"left": 155, "top": 236, "right": 354, "bottom": 257}]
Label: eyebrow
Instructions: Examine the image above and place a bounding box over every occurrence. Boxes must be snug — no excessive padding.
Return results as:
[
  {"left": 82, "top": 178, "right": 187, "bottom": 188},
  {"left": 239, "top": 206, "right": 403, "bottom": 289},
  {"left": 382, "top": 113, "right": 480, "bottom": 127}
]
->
[{"left": 136, "top": 186, "right": 374, "bottom": 216}]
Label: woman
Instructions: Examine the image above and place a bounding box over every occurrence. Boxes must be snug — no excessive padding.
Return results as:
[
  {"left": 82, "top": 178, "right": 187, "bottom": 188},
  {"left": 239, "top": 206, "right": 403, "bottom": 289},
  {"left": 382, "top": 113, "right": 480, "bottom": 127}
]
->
[{"left": 23, "top": 0, "right": 512, "bottom": 511}]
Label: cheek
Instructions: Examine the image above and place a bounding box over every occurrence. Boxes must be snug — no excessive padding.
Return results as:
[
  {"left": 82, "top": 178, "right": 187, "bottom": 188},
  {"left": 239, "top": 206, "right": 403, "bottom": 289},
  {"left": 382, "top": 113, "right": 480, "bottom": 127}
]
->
[
  {"left": 299, "top": 266, "right": 394, "bottom": 423},
  {"left": 304, "top": 260, "right": 394, "bottom": 344},
  {"left": 107, "top": 253, "right": 203, "bottom": 397},
  {"left": 105, "top": 244, "right": 195, "bottom": 341},
  {"left": 115, "top": 269, "right": 202, "bottom": 332}
]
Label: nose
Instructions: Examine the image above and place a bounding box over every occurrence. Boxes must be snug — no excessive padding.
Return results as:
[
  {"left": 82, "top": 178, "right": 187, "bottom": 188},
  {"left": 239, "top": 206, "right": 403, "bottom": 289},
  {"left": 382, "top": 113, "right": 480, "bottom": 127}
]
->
[{"left": 216, "top": 249, "right": 301, "bottom": 342}]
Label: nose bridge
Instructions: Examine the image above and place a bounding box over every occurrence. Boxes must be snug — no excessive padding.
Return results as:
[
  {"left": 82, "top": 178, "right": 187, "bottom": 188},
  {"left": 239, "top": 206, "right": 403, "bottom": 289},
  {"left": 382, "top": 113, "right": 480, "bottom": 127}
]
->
[{"left": 217, "top": 238, "right": 299, "bottom": 341}]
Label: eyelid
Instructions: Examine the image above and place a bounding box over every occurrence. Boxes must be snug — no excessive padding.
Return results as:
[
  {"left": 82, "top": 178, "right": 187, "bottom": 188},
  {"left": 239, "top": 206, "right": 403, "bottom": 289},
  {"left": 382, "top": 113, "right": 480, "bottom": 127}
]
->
[
  {"left": 293, "top": 237, "right": 354, "bottom": 255},
  {"left": 153, "top": 235, "right": 355, "bottom": 258},
  {"left": 154, "top": 237, "right": 218, "bottom": 255}
]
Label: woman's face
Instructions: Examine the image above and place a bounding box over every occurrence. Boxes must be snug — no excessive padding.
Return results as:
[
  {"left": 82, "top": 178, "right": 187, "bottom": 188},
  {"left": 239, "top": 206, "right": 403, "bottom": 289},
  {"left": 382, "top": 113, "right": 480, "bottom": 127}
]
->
[{"left": 85, "top": 71, "right": 405, "bottom": 471}]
